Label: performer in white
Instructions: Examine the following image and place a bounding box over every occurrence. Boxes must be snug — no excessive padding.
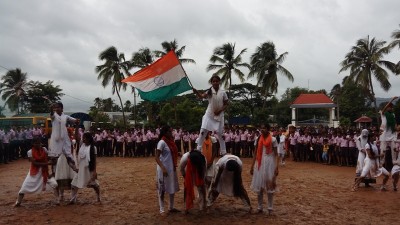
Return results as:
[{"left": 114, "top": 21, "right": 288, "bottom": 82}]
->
[
  {"left": 379, "top": 96, "right": 398, "bottom": 170},
  {"left": 353, "top": 133, "right": 390, "bottom": 191},
  {"left": 155, "top": 126, "right": 180, "bottom": 215},
  {"left": 355, "top": 129, "right": 371, "bottom": 186},
  {"left": 48, "top": 102, "right": 79, "bottom": 204},
  {"left": 250, "top": 124, "right": 279, "bottom": 215},
  {"left": 391, "top": 133, "right": 400, "bottom": 191},
  {"left": 193, "top": 75, "right": 228, "bottom": 156},
  {"left": 14, "top": 138, "right": 58, "bottom": 206},
  {"left": 207, "top": 154, "right": 252, "bottom": 212},
  {"left": 277, "top": 128, "right": 287, "bottom": 166},
  {"left": 70, "top": 132, "right": 100, "bottom": 204}
]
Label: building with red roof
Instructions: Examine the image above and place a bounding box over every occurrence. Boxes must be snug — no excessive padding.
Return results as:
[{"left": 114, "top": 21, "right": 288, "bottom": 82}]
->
[{"left": 290, "top": 93, "right": 338, "bottom": 127}]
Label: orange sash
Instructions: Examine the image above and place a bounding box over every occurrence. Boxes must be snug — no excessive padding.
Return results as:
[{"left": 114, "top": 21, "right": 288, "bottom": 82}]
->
[
  {"left": 30, "top": 147, "right": 48, "bottom": 184},
  {"left": 256, "top": 134, "right": 272, "bottom": 170},
  {"left": 202, "top": 137, "right": 212, "bottom": 166},
  {"left": 184, "top": 158, "right": 205, "bottom": 210},
  {"left": 162, "top": 136, "right": 178, "bottom": 167}
]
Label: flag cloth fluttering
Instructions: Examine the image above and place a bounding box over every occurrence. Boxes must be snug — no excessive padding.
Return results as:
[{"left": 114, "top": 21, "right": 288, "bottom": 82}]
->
[{"left": 122, "top": 51, "right": 191, "bottom": 102}]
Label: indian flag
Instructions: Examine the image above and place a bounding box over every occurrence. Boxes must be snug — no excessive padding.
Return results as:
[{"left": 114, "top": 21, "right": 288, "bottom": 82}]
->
[{"left": 122, "top": 51, "right": 191, "bottom": 102}]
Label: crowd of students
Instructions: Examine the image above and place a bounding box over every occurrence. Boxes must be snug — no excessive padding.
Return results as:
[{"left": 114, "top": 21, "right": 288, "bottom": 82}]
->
[{"left": 0, "top": 125, "right": 45, "bottom": 164}]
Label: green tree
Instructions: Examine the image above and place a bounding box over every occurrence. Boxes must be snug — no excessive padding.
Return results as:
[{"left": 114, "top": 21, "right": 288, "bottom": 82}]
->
[
  {"left": 329, "top": 83, "right": 342, "bottom": 120},
  {"left": 207, "top": 43, "right": 250, "bottom": 90},
  {"left": 124, "top": 100, "right": 132, "bottom": 112},
  {"left": 230, "top": 83, "right": 263, "bottom": 119},
  {"left": 25, "top": 80, "right": 63, "bottom": 113},
  {"left": 248, "top": 41, "right": 294, "bottom": 104},
  {"left": 335, "top": 81, "right": 368, "bottom": 124},
  {"left": 94, "top": 97, "right": 102, "bottom": 110},
  {"left": 130, "top": 47, "right": 157, "bottom": 125},
  {"left": 0, "top": 105, "right": 6, "bottom": 117},
  {"left": 95, "top": 46, "right": 131, "bottom": 128},
  {"left": 339, "top": 36, "right": 397, "bottom": 115},
  {"left": 131, "top": 47, "right": 155, "bottom": 68},
  {"left": 0, "top": 68, "right": 28, "bottom": 114},
  {"left": 102, "top": 98, "right": 114, "bottom": 112},
  {"left": 154, "top": 39, "right": 196, "bottom": 64}
]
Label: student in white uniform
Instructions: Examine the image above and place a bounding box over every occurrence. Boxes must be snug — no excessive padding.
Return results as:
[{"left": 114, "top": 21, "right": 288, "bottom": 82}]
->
[
  {"left": 14, "top": 138, "right": 58, "bottom": 206},
  {"left": 207, "top": 154, "right": 252, "bottom": 212},
  {"left": 277, "top": 128, "right": 287, "bottom": 166},
  {"left": 48, "top": 102, "right": 79, "bottom": 203},
  {"left": 250, "top": 124, "right": 279, "bottom": 215},
  {"left": 69, "top": 132, "right": 100, "bottom": 204},
  {"left": 391, "top": 132, "right": 400, "bottom": 191},
  {"left": 193, "top": 75, "right": 228, "bottom": 156},
  {"left": 155, "top": 126, "right": 180, "bottom": 215},
  {"left": 353, "top": 132, "right": 390, "bottom": 191}
]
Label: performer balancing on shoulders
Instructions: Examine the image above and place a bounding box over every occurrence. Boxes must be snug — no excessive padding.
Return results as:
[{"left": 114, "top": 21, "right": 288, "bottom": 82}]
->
[
  {"left": 193, "top": 75, "right": 228, "bottom": 156},
  {"left": 48, "top": 102, "right": 80, "bottom": 204}
]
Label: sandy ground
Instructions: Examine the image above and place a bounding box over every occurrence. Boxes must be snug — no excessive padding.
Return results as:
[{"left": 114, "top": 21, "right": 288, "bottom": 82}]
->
[{"left": 1, "top": 156, "right": 399, "bottom": 225}]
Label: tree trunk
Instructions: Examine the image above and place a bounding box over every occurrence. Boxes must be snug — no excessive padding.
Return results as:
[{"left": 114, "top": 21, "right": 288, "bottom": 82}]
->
[
  {"left": 369, "top": 72, "right": 379, "bottom": 126},
  {"left": 115, "top": 87, "right": 126, "bottom": 129}
]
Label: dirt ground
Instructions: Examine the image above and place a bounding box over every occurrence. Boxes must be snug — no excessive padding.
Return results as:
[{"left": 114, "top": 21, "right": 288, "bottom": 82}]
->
[{"left": 1, "top": 156, "right": 399, "bottom": 225}]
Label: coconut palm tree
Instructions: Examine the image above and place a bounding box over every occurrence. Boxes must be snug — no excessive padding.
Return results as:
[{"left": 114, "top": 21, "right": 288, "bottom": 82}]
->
[
  {"left": 154, "top": 39, "right": 196, "bottom": 64},
  {"left": 390, "top": 25, "right": 400, "bottom": 73},
  {"left": 131, "top": 47, "right": 155, "bottom": 69},
  {"left": 339, "top": 36, "right": 397, "bottom": 114},
  {"left": 95, "top": 46, "right": 131, "bottom": 128},
  {"left": 0, "top": 105, "right": 6, "bottom": 117},
  {"left": 248, "top": 41, "right": 293, "bottom": 106},
  {"left": 207, "top": 42, "right": 250, "bottom": 90},
  {"left": 94, "top": 97, "right": 102, "bottom": 110},
  {"left": 0, "top": 68, "right": 28, "bottom": 114},
  {"left": 130, "top": 47, "right": 158, "bottom": 125},
  {"left": 329, "top": 76, "right": 354, "bottom": 120}
]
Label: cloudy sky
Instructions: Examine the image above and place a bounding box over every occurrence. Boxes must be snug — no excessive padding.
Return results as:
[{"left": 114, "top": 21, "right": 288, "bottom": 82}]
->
[{"left": 0, "top": 0, "right": 399, "bottom": 115}]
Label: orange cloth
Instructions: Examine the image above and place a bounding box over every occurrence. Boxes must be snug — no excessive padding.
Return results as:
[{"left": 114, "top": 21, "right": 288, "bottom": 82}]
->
[
  {"left": 256, "top": 134, "right": 272, "bottom": 170},
  {"left": 184, "top": 158, "right": 205, "bottom": 210},
  {"left": 30, "top": 147, "right": 49, "bottom": 184},
  {"left": 202, "top": 137, "right": 212, "bottom": 166},
  {"left": 162, "top": 136, "right": 178, "bottom": 167}
]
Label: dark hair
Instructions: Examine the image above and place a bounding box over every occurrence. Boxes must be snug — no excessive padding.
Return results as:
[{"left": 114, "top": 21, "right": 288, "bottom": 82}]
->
[
  {"left": 83, "top": 132, "right": 94, "bottom": 145},
  {"left": 158, "top": 125, "right": 171, "bottom": 141},
  {"left": 83, "top": 132, "right": 96, "bottom": 171},
  {"left": 208, "top": 75, "right": 221, "bottom": 84},
  {"left": 189, "top": 150, "right": 206, "bottom": 179},
  {"left": 55, "top": 102, "right": 63, "bottom": 109},
  {"left": 32, "top": 137, "right": 42, "bottom": 145},
  {"left": 226, "top": 160, "right": 243, "bottom": 197},
  {"left": 207, "top": 75, "right": 221, "bottom": 96}
]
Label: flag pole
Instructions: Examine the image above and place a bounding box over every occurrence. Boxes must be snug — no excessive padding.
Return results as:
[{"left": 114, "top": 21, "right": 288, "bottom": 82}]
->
[{"left": 171, "top": 51, "right": 195, "bottom": 89}]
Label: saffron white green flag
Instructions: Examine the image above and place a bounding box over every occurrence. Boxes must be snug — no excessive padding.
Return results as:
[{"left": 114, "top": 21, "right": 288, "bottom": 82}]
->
[{"left": 122, "top": 51, "right": 191, "bottom": 101}]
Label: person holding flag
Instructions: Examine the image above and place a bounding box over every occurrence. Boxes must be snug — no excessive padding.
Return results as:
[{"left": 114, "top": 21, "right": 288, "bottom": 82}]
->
[{"left": 193, "top": 75, "right": 229, "bottom": 156}]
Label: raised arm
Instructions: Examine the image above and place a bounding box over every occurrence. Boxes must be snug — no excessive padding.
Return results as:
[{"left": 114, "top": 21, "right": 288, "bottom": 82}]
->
[{"left": 382, "top": 96, "right": 398, "bottom": 113}]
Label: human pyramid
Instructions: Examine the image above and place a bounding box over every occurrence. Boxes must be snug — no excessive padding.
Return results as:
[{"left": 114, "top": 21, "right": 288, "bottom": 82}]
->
[
  {"left": 13, "top": 76, "right": 399, "bottom": 218},
  {"left": 14, "top": 102, "right": 100, "bottom": 207}
]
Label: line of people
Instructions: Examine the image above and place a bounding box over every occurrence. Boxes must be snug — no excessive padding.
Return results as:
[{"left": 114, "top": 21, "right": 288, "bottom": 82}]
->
[{"left": 0, "top": 125, "right": 45, "bottom": 164}]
